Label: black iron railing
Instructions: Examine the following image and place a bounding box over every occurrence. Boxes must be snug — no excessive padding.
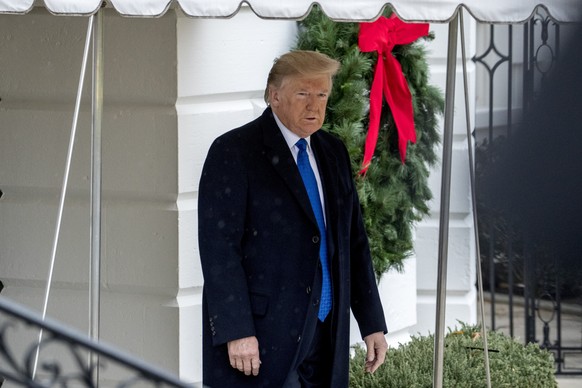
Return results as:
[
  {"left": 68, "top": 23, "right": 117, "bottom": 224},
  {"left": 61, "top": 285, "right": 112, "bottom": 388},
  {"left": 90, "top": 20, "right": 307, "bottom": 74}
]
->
[
  {"left": 0, "top": 296, "right": 193, "bottom": 387},
  {"left": 474, "top": 8, "right": 582, "bottom": 375}
]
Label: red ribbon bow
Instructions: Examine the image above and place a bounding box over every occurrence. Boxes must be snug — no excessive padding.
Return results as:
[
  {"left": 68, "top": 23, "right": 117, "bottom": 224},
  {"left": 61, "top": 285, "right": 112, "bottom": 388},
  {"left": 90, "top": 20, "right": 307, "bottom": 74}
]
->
[{"left": 358, "top": 15, "right": 429, "bottom": 173}]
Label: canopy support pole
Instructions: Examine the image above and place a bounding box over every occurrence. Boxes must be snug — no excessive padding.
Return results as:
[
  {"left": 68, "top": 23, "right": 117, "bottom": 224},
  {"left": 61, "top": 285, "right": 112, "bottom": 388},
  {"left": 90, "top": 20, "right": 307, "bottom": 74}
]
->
[
  {"left": 459, "top": 10, "right": 492, "bottom": 388},
  {"left": 432, "top": 11, "right": 459, "bottom": 388},
  {"left": 89, "top": 6, "right": 104, "bottom": 385},
  {"left": 31, "top": 14, "right": 94, "bottom": 381}
]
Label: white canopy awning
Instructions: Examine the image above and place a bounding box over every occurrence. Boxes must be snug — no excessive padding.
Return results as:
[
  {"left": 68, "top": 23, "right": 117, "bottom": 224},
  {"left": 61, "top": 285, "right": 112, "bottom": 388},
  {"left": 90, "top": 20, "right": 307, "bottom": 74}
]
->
[{"left": 0, "top": 0, "right": 581, "bottom": 22}]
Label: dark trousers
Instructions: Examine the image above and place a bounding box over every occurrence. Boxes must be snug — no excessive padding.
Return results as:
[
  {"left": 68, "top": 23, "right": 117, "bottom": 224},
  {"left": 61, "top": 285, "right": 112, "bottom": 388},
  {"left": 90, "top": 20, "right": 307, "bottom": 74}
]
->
[{"left": 285, "top": 317, "right": 333, "bottom": 388}]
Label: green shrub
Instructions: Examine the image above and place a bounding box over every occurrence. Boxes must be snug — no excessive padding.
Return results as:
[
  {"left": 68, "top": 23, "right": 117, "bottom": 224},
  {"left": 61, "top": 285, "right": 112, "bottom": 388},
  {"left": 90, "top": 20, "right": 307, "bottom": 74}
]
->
[{"left": 350, "top": 323, "right": 556, "bottom": 387}]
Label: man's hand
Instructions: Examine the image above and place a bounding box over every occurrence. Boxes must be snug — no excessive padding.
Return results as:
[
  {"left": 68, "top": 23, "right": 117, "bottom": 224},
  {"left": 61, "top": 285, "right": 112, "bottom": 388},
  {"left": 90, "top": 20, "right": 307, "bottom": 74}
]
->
[
  {"left": 227, "top": 336, "right": 261, "bottom": 376},
  {"left": 363, "top": 331, "right": 388, "bottom": 373}
]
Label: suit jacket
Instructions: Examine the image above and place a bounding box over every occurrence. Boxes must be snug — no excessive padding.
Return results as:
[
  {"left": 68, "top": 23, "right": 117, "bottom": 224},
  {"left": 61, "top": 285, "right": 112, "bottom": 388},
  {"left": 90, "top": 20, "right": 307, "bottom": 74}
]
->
[{"left": 198, "top": 107, "right": 387, "bottom": 387}]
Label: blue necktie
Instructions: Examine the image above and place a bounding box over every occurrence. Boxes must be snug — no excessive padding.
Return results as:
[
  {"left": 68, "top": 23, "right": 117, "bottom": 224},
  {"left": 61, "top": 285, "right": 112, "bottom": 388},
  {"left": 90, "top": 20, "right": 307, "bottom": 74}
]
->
[{"left": 296, "top": 138, "right": 332, "bottom": 321}]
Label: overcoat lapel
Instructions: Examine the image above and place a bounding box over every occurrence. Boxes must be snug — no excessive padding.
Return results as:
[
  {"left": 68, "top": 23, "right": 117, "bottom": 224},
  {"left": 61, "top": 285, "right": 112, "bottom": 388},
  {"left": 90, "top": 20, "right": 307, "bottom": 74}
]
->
[{"left": 311, "top": 133, "right": 339, "bottom": 259}]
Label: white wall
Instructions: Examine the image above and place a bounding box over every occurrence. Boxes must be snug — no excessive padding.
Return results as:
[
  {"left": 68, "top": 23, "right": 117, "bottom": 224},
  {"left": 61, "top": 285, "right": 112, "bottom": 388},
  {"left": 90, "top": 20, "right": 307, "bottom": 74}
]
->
[{"left": 0, "top": 8, "right": 180, "bottom": 384}]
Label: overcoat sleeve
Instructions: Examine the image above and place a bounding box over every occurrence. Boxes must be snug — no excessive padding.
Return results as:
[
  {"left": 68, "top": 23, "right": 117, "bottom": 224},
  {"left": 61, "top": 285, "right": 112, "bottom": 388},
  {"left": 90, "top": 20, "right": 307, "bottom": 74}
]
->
[
  {"left": 198, "top": 134, "right": 255, "bottom": 346},
  {"left": 342, "top": 146, "right": 388, "bottom": 338}
]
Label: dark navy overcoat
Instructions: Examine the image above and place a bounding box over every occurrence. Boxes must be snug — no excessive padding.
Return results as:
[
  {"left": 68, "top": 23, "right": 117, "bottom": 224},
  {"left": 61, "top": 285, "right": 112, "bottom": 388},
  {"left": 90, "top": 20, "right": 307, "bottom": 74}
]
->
[{"left": 198, "top": 108, "right": 387, "bottom": 387}]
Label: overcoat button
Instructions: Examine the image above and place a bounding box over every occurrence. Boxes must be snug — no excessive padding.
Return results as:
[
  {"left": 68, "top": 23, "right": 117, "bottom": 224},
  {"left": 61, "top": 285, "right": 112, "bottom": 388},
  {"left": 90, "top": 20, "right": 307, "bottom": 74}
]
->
[
  {"left": 312, "top": 236, "right": 319, "bottom": 244},
  {"left": 297, "top": 335, "right": 302, "bottom": 343},
  {"left": 313, "top": 298, "right": 320, "bottom": 306},
  {"left": 306, "top": 286, "right": 312, "bottom": 294}
]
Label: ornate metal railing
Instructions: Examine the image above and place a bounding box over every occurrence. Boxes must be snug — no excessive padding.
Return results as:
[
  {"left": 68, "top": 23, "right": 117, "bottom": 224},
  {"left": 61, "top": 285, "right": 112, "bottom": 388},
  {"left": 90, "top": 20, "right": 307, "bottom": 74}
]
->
[
  {"left": 0, "top": 296, "right": 193, "bottom": 387},
  {"left": 474, "top": 8, "right": 582, "bottom": 376}
]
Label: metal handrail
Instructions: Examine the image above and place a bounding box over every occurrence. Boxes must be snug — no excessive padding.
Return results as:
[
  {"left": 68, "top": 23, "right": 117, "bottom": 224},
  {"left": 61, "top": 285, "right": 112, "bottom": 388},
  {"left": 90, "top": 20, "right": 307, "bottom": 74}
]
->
[{"left": 0, "top": 296, "right": 192, "bottom": 387}]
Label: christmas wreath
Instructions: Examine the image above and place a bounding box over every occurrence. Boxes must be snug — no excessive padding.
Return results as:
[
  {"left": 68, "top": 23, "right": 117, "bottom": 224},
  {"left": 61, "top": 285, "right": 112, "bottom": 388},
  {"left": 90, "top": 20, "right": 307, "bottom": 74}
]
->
[{"left": 296, "top": 7, "right": 444, "bottom": 278}]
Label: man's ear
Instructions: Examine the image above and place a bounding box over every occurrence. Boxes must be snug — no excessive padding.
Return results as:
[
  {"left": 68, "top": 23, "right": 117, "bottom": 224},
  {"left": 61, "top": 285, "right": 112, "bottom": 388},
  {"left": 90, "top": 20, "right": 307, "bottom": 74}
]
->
[{"left": 269, "top": 86, "right": 280, "bottom": 107}]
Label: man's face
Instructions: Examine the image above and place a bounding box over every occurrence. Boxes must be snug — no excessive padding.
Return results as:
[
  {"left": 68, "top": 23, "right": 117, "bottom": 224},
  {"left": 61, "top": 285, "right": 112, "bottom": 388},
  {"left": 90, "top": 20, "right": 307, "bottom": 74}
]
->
[{"left": 269, "top": 75, "right": 331, "bottom": 138}]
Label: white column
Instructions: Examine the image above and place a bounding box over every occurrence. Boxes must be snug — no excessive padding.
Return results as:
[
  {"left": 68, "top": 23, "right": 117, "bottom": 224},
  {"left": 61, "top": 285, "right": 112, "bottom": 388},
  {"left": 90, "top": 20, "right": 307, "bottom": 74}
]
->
[{"left": 175, "top": 9, "right": 297, "bottom": 383}]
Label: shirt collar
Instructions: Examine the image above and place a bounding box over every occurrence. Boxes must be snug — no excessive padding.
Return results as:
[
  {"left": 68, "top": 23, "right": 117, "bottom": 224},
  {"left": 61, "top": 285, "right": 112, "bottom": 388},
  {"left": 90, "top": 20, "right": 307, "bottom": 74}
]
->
[{"left": 272, "top": 111, "right": 311, "bottom": 151}]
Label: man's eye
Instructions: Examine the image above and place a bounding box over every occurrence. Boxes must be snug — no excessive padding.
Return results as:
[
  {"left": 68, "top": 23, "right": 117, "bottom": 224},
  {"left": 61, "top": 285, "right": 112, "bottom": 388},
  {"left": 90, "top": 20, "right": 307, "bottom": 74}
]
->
[{"left": 318, "top": 93, "right": 328, "bottom": 98}]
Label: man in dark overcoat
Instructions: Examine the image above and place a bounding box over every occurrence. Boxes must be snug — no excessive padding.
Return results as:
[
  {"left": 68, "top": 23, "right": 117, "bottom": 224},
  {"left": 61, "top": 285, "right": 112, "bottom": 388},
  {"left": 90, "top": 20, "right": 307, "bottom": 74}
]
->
[{"left": 198, "top": 50, "right": 388, "bottom": 387}]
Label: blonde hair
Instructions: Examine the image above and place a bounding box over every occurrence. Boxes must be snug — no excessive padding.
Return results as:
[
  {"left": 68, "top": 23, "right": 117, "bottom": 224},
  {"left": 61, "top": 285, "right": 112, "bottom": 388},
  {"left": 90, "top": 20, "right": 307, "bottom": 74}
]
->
[{"left": 264, "top": 50, "right": 340, "bottom": 104}]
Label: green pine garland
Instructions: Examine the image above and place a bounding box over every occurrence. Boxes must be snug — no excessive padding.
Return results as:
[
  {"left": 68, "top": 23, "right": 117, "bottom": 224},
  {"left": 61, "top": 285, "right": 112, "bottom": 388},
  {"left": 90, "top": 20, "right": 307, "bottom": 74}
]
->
[{"left": 296, "top": 7, "right": 444, "bottom": 278}]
